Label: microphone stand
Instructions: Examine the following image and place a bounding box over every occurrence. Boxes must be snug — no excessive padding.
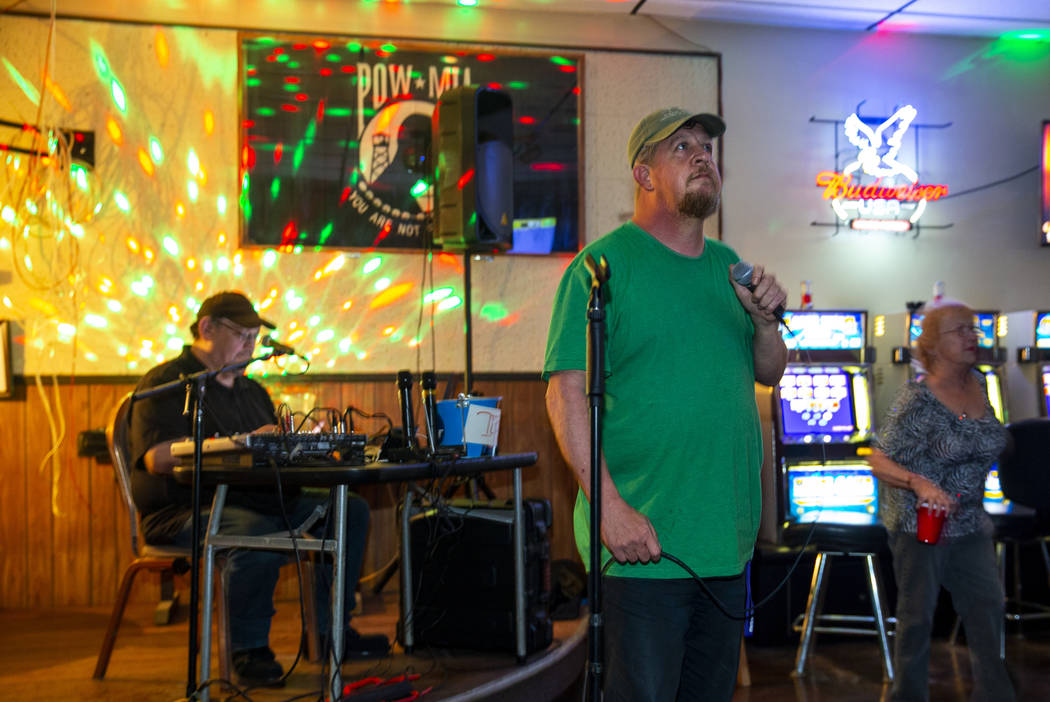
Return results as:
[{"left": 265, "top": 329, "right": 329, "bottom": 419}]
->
[
  {"left": 583, "top": 253, "right": 610, "bottom": 702},
  {"left": 130, "top": 348, "right": 287, "bottom": 697}
]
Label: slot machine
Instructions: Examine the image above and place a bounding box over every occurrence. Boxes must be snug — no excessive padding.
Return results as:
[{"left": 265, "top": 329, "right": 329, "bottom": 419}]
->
[
  {"left": 875, "top": 308, "right": 1013, "bottom": 513},
  {"left": 768, "top": 310, "right": 878, "bottom": 542},
  {"left": 1004, "top": 310, "right": 1050, "bottom": 421}
]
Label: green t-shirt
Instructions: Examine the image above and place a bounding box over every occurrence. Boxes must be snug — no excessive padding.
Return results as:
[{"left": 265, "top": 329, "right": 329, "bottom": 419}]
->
[{"left": 543, "top": 221, "right": 763, "bottom": 579}]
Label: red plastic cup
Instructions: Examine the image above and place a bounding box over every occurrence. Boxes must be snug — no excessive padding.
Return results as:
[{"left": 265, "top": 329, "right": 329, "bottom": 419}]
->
[{"left": 916, "top": 503, "right": 946, "bottom": 544}]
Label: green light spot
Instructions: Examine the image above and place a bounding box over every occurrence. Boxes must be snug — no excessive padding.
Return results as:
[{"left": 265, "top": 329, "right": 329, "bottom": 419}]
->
[
  {"left": 437, "top": 296, "right": 462, "bottom": 311},
  {"left": 363, "top": 257, "right": 382, "bottom": 274},
  {"left": 287, "top": 61, "right": 300, "bottom": 69},
  {"left": 271, "top": 178, "right": 281, "bottom": 200},
  {"left": 381, "top": 44, "right": 397, "bottom": 53},
  {"left": 187, "top": 180, "right": 199, "bottom": 201},
  {"left": 217, "top": 195, "right": 227, "bottom": 215},
  {"left": 110, "top": 80, "right": 126, "bottom": 113},
  {"left": 507, "top": 81, "right": 529, "bottom": 89},
  {"left": 162, "top": 236, "right": 179, "bottom": 256},
  {"left": 326, "top": 53, "right": 342, "bottom": 63},
  {"left": 217, "top": 256, "right": 230, "bottom": 271},
  {"left": 262, "top": 249, "right": 278, "bottom": 268},
  {"left": 149, "top": 137, "right": 164, "bottom": 164},
  {"left": 258, "top": 107, "right": 275, "bottom": 116},
  {"left": 308, "top": 315, "right": 321, "bottom": 326},
  {"left": 293, "top": 141, "right": 306, "bottom": 172},
  {"left": 347, "top": 42, "right": 362, "bottom": 52},
  {"left": 114, "top": 191, "right": 130, "bottom": 212},
  {"left": 480, "top": 303, "right": 509, "bottom": 321},
  {"left": 246, "top": 78, "right": 261, "bottom": 87},
  {"left": 71, "top": 165, "right": 89, "bottom": 191},
  {"left": 318, "top": 222, "right": 334, "bottom": 245},
  {"left": 317, "top": 329, "right": 335, "bottom": 342},
  {"left": 283, "top": 83, "right": 298, "bottom": 92},
  {"left": 424, "top": 287, "right": 453, "bottom": 303},
  {"left": 410, "top": 179, "right": 428, "bottom": 197},
  {"left": 276, "top": 54, "right": 290, "bottom": 63},
  {"left": 550, "top": 56, "right": 573, "bottom": 66},
  {"left": 187, "top": 149, "right": 200, "bottom": 176},
  {"left": 327, "top": 107, "right": 351, "bottom": 117}
]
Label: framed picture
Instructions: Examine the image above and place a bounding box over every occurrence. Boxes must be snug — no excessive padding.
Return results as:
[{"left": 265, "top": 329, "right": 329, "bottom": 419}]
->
[
  {"left": 239, "top": 34, "right": 582, "bottom": 253},
  {"left": 0, "top": 321, "right": 11, "bottom": 398}
]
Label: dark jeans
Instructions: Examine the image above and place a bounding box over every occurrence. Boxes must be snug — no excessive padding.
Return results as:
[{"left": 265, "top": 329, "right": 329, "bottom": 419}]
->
[
  {"left": 888, "top": 530, "right": 1016, "bottom": 702},
  {"left": 174, "top": 488, "right": 369, "bottom": 652},
  {"left": 603, "top": 573, "right": 746, "bottom": 702}
]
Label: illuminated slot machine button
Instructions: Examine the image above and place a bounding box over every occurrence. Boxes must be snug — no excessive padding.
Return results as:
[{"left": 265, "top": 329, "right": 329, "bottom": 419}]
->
[
  {"left": 814, "top": 386, "right": 830, "bottom": 400},
  {"left": 781, "top": 374, "right": 797, "bottom": 387},
  {"left": 813, "top": 374, "right": 829, "bottom": 386},
  {"left": 782, "top": 386, "right": 797, "bottom": 400},
  {"left": 791, "top": 399, "right": 806, "bottom": 413},
  {"left": 797, "top": 374, "right": 813, "bottom": 387},
  {"left": 830, "top": 386, "right": 848, "bottom": 400},
  {"left": 829, "top": 374, "right": 847, "bottom": 386},
  {"left": 798, "top": 386, "right": 814, "bottom": 399}
]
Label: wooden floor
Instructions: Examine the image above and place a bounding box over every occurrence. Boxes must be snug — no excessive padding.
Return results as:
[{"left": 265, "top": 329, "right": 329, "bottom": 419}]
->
[{"left": 3, "top": 593, "right": 1050, "bottom": 701}]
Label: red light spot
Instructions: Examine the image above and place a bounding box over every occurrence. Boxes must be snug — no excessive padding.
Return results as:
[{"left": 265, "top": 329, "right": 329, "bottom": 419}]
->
[
  {"left": 572, "top": 86, "right": 581, "bottom": 95},
  {"left": 266, "top": 55, "right": 278, "bottom": 63},
  {"left": 456, "top": 168, "right": 475, "bottom": 190},
  {"left": 320, "top": 67, "right": 332, "bottom": 76},
  {"left": 74, "top": 132, "right": 84, "bottom": 142},
  {"left": 312, "top": 40, "right": 330, "bottom": 50},
  {"left": 341, "top": 65, "right": 356, "bottom": 73},
  {"left": 243, "top": 119, "right": 256, "bottom": 129},
  {"left": 241, "top": 145, "right": 256, "bottom": 169},
  {"left": 295, "top": 93, "right": 308, "bottom": 101},
  {"left": 317, "top": 99, "right": 325, "bottom": 122},
  {"left": 292, "top": 43, "right": 307, "bottom": 50},
  {"left": 340, "top": 186, "right": 352, "bottom": 204},
  {"left": 274, "top": 142, "right": 284, "bottom": 164},
  {"left": 247, "top": 68, "right": 257, "bottom": 75},
  {"left": 273, "top": 47, "right": 284, "bottom": 55},
  {"left": 285, "top": 76, "right": 300, "bottom": 84},
  {"left": 519, "top": 116, "right": 535, "bottom": 125},
  {"left": 280, "top": 221, "right": 297, "bottom": 245},
  {"left": 531, "top": 162, "right": 565, "bottom": 172},
  {"left": 559, "top": 65, "right": 576, "bottom": 73},
  {"left": 477, "top": 54, "right": 495, "bottom": 62},
  {"left": 487, "top": 82, "right": 502, "bottom": 90},
  {"left": 281, "top": 104, "right": 299, "bottom": 112},
  {"left": 376, "top": 50, "right": 390, "bottom": 58}
]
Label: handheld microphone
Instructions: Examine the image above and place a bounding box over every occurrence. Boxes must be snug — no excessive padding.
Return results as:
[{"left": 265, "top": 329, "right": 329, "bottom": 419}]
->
[
  {"left": 420, "top": 371, "right": 442, "bottom": 450},
  {"left": 396, "top": 370, "right": 417, "bottom": 452},
  {"left": 261, "top": 335, "right": 297, "bottom": 357},
  {"left": 730, "top": 260, "right": 786, "bottom": 324}
]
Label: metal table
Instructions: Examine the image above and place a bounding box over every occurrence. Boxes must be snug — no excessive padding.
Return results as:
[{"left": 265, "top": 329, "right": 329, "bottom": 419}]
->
[{"left": 174, "top": 452, "right": 538, "bottom": 701}]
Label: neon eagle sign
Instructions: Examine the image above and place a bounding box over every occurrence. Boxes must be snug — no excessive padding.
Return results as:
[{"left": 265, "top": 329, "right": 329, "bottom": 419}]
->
[{"left": 815, "top": 105, "right": 948, "bottom": 232}]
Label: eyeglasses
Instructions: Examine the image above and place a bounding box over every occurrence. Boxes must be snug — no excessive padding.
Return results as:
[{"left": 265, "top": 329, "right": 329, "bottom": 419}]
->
[
  {"left": 214, "top": 317, "right": 259, "bottom": 345},
  {"left": 941, "top": 324, "right": 982, "bottom": 338}
]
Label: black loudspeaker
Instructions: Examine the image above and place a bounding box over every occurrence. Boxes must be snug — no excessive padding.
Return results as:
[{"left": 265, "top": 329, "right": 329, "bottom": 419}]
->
[
  {"left": 431, "top": 86, "right": 514, "bottom": 251},
  {"left": 406, "top": 498, "right": 552, "bottom": 654}
]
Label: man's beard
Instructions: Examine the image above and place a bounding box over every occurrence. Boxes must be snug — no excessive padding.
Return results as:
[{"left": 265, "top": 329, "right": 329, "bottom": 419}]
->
[{"left": 678, "top": 189, "right": 720, "bottom": 219}]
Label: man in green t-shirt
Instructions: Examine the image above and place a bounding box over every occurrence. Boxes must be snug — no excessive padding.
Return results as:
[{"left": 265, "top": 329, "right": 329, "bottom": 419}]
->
[{"left": 543, "top": 108, "right": 788, "bottom": 701}]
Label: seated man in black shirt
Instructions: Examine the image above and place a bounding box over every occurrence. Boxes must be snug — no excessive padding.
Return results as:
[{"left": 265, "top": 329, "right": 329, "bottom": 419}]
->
[{"left": 128, "top": 290, "right": 388, "bottom": 688}]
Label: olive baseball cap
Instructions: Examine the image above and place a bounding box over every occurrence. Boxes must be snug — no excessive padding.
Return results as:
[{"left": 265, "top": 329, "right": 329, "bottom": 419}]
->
[
  {"left": 627, "top": 108, "right": 726, "bottom": 167},
  {"left": 195, "top": 291, "right": 275, "bottom": 329}
]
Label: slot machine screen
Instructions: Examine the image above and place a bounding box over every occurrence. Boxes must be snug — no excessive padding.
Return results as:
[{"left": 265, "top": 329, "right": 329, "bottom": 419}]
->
[
  {"left": 780, "top": 310, "right": 866, "bottom": 350},
  {"left": 778, "top": 367, "right": 856, "bottom": 441},
  {"left": 1043, "top": 366, "right": 1050, "bottom": 416},
  {"left": 910, "top": 311, "right": 995, "bottom": 349},
  {"left": 1036, "top": 312, "right": 1050, "bottom": 349},
  {"left": 786, "top": 462, "right": 878, "bottom": 524},
  {"left": 974, "top": 312, "right": 996, "bottom": 350}
]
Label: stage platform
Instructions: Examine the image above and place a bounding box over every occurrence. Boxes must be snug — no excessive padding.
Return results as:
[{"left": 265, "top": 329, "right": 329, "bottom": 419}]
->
[{"left": 0, "top": 591, "right": 586, "bottom": 702}]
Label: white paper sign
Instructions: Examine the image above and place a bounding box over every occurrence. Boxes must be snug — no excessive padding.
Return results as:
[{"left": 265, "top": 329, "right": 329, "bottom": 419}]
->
[{"left": 464, "top": 405, "right": 501, "bottom": 448}]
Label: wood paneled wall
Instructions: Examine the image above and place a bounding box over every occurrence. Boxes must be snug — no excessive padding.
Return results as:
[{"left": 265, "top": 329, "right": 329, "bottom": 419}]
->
[{"left": 0, "top": 376, "right": 580, "bottom": 610}]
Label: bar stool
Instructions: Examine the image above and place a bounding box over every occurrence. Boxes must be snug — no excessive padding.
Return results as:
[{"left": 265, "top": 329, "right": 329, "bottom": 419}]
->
[{"left": 784, "top": 521, "right": 895, "bottom": 682}]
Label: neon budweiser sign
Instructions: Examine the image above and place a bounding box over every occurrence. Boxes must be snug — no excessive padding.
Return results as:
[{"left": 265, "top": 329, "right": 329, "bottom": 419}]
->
[{"left": 815, "top": 105, "right": 948, "bottom": 230}]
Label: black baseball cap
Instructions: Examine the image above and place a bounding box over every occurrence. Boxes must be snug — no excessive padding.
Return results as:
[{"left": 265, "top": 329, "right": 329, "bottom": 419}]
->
[{"left": 195, "top": 291, "right": 275, "bottom": 330}]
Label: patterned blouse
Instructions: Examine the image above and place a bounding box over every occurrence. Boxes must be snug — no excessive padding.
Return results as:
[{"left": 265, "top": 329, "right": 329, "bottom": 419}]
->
[{"left": 874, "top": 376, "right": 1007, "bottom": 538}]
